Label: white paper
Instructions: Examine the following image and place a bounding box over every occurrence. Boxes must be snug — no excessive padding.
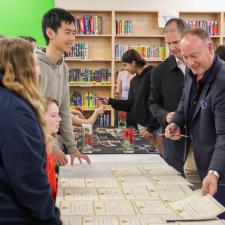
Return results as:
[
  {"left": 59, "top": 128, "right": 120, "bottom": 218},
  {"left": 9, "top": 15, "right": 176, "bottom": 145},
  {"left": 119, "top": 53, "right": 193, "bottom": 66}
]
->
[
  {"left": 168, "top": 190, "right": 225, "bottom": 220},
  {"left": 118, "top": 215, "right": 165, "bottom": 225},
  {"left": 82, "top": 216, "right": 119, "bottom": 225},
  {"left": 98, "top": 188, "right": 125, "bottom": 200},
  {"left": 94, "top": 200, "right": 136, "bottom": 215},
  {"left": 110, "top": 167, "right": 143, "bottom": 176},
  {"left": 60, "top": 178, "right": 86, "bottom": 188},
  {"left": 122, "top": 187, "right": 152, "bottom": 200},
  {"left": 86, "top": 178, "right": 120, "bottom": 188},
  {"left": 177, "top": 220, "right": 225, "bottom": 225},
  {"left": 63, "top": 188, "right": 98, "bottom": 200},
  {"left": 61, "top": 216, "right": 82, "bottom": 225},
  {"left": 158, "top": 11, "right": 179, "bottom": 28},
  {"left": 150, "top": 175, "right": 192, "bottom": 186},
  {"left": 60, "top": 200, "right": 94, "bottom": 215},
  {"left": 134, "top": 199, "right": 173, "bottom": 214},
  {"left": 117, "top": 176, "right": 154, "bottom": 187}
]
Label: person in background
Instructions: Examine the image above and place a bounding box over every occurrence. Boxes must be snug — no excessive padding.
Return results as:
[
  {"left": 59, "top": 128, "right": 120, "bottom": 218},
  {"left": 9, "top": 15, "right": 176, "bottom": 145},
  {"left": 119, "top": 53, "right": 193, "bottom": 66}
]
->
[
  {"left": 165, "top": 28, "right": 225, "bottom": 195},
  {"left": 115, "top": 70, "right": 136, "bottom": 100},
  {"left": 18, "top": 35, "right": 37, "bottom": 49},
  {"left": 44, "top": 97, "right": 61, "bottom": 201},
  {"left": 36, "top": 8, "right": 90, "bottom": 166},
  {"left": 71, "top": 105, "right": 104, "bottom": 127},
  {"left": 215, "top": 45, "right": 225, "bottom": 61},
  {"left": 149, "top": 18, "right": 187, "bottom": 174},
  {"left": 0, "top": 38, "right": 61, "bottom": 224},
  {"left": 102, "top": 49, "right": 163, "bottom": 152}
]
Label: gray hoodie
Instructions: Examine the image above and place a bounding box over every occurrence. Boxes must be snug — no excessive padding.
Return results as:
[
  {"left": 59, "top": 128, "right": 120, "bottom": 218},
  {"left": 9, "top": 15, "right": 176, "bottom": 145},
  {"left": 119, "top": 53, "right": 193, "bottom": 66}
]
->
[{"left": 36, "top": 48, "right": 76, "bottom": 154}]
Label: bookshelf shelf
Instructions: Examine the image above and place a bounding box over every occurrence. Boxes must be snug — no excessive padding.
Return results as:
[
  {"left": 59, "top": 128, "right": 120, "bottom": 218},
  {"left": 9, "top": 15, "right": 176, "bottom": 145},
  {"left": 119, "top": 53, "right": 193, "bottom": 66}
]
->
[{"left": 65, "top": 9, "right": 225, "bottom": 127}]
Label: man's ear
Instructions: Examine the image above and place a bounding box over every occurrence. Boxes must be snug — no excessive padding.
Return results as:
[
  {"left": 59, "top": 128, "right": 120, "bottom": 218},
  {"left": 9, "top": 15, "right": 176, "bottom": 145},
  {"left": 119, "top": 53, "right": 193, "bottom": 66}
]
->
[
  {"left": 46, "top": 27, "right": 55, "bottom": 41},
  {"left": 208, "top": 41, "right": 214, "bottom": 54}
]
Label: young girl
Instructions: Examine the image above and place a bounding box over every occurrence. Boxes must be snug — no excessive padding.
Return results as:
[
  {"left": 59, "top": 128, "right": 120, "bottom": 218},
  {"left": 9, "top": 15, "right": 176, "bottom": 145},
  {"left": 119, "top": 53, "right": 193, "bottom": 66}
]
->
[{"left": 44, "top": 98, "right": 61, "bottom": 201}]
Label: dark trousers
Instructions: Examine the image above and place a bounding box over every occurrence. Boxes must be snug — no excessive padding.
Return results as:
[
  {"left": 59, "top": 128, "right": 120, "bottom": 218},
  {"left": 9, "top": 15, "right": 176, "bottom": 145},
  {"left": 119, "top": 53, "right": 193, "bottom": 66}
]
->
[{"left": 162, "top": 138, "right": 185, "bottom": 176}]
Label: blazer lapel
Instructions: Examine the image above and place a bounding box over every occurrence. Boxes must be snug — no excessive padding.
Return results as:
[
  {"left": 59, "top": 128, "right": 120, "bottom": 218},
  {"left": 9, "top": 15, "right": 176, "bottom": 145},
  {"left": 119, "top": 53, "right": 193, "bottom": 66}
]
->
[{"left": 184, "top": 77, "right": 192, "bottom": 122}]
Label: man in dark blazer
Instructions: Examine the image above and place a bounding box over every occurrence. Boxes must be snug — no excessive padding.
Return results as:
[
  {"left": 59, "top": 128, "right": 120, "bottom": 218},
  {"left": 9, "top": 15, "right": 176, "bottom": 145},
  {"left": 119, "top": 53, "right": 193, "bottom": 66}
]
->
[
  {"left": 149, "top": 18, "right": 187, "bottom": 175},
  {"left": 165, "top": 28, "right": 225, "bottom": 196}
]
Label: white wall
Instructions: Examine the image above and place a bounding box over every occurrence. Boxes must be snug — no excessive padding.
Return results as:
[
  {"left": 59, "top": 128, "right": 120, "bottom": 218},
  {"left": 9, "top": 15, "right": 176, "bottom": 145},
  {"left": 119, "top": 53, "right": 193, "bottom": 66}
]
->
[{"left": 56, "top": 0, "right": 225, "bottom": 11}]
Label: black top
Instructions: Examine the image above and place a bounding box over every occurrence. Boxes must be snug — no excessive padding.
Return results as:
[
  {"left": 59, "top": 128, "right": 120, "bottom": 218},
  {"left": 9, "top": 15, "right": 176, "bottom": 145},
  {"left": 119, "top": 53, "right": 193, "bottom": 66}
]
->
[
  {"left": 149, "top": 55, "right": 184, "bottom": 129},
  {"left": 108, "top": 65, "right": 160, "bottom": 133}
]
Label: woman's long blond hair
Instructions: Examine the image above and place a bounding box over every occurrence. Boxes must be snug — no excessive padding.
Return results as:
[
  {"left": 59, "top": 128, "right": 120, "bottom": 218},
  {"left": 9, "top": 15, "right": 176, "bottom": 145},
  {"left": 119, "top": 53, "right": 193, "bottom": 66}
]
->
[{"left": 0, "top": 38, "right": 51, "bottom": 144}]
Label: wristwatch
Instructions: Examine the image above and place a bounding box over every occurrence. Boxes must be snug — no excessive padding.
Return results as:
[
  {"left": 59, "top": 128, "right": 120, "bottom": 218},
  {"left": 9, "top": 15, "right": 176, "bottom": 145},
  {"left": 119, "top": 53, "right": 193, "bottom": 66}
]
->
[{"left": 208, "top": 170, "right": 220, "bottom": 179}]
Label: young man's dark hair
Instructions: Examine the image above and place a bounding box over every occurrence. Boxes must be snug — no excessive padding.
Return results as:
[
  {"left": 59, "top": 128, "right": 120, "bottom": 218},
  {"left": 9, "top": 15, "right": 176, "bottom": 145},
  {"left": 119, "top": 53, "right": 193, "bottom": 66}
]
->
[
  {"left": 18, "top": 36, "right": 36, "bottom": 43},
  {"left": 164, "top": 18, "right": 188, "bottom": 34},
  {"left": 121, "top": 49, "right": 146, "bottom": 67},
  {"left": 42, "top": 7, "right": 75, "bottom": 44}
]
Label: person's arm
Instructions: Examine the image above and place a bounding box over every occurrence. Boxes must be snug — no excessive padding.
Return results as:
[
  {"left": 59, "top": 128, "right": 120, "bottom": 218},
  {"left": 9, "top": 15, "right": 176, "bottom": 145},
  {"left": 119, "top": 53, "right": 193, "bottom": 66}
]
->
[
  {"left": 72, "top": 106, "right": 104, "bottom": 126},
  {"left": 71, "top": 109, "right": 85, "bottom": 119},
  {"left": 149, "top": 67, "right": 169, "bottom": 128},
  {"left": 115, "top": 72, "right": 122, "bottom": 98},
  {"left": 1, "top": 110, "right": 61, "bottom": 225}
]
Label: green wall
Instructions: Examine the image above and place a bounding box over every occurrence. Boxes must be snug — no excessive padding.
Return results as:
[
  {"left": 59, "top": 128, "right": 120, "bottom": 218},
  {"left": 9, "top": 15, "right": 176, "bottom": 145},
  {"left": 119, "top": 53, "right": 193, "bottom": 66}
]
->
[{"left": 0, "top": 0, "right": 55, "bottom": 46}]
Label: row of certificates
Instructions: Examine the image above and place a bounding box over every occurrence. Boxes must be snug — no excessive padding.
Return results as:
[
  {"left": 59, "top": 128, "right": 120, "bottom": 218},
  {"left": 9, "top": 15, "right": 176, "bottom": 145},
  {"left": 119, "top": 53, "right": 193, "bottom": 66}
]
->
[{"left": 57, "top": 164, "right": 225, "bottom": 224}]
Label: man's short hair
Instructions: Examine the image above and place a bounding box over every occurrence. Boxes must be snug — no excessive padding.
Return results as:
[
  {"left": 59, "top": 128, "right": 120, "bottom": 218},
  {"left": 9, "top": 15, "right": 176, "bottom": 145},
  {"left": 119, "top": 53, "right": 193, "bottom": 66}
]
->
[
  {"left": 164, "top": 18, "right": 188, "bottom": 35},
  {"left": 182, "top": 28, "right": 211, "bottom": 42},
  {"left": 42, "top": 8, "right": 75, "bottom": 44}
]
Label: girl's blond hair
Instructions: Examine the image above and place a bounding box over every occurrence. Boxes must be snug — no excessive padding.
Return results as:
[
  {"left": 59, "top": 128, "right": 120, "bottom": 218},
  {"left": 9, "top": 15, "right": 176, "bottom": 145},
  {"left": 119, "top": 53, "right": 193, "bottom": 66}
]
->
[{"left": 0, "top": 38, "right": 51, "bottom": 144}]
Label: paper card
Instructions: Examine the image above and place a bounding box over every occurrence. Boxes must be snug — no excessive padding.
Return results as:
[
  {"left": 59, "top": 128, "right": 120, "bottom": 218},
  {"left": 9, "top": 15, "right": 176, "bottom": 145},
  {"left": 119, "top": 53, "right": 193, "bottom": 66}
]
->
[
  {"left": 176, "top": 220, "right": 225, "bottom": 225},
  {"left": 122, "top": 187, "right": 153, "bottom": 200},
  {"left": 110, "top": 167, "right": 143, "bottom": 176},
  {"left": 98, "top": 188, "right": 125, "bottom": 200},
  {"left": 167, "top": 190, "right": 225, "bottom": 220},
  {"left": 82, "top": 216, "right": 119, "bottom": 225},
  {"left": 117, "top": 176, "right": 154, "bottom": 187},
  {"left": 63, "top": 188, "right": 98, "bottom": 200},
  {"left": 150, "top": 175, "right": 192, "bottom": 186},
  {"left": 94, "top": 200, "right": 136, "bottom": 215},
  {"left": 118, "top": 215, "right": 165, "bottom": 225},
  {"left": 158, "top": 11, "right": 179, "bottom": 28},
  {"left": 139, "top": 164, "right": 180, "bottom": 175},
  {"left": 60, "top": 200, "right": 94, "bottom": 216},
  {"left": 61, "top": 216, "right": 82, "bottom": 225},
  {"left": 86, "top": 178, "right": 120, "bottom": 188},
  {"left": 134, "top": 199, "right": 173, "bottom": 215},
  {"left": 147, "top": 185, "right": 192, "bottom": 202},
  {"left": 60, "top": 178, "right": 86, "bottom": 188}
]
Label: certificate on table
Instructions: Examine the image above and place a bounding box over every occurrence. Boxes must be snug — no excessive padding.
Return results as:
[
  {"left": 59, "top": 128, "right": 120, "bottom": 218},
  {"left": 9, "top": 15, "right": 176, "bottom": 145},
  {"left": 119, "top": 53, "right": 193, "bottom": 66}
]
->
[
  {"left": 139, "top": 164, "right": 180, "bottom": 175},
  {"left": 167, "top": 190, "right": 225, "bottom": 220},
  {"left": 60, "top": 178, "right": 86, "bottom": 188},
  {"left": 117, "top": 176, "right": 154, "bottom": 187},
  {"left": 94, "top": 200, "right": 136, "bottom": 215},
  {"left": 118, "top": 215, "right": 166, "bottom": 225},
  {"left": 63, "top": 188, "right": 98, "bottom": 200},
  {"left": 98, "top": 188, "right": 125, "bottom": 200},
  {"left": 150, "top": 175, "right": 192, "bottom": 186},
  {"left": 134, "top": 199, "right": 173, "bottom": 215},
  {"left": 61, "top": 216, "right": 82, "bottom": 225},
  {"left": 176, "top": 220, "right": 225, "bottom": 225},
  {"left": 147, "top": 185, "right": 192, "bottom": 202},
  {"left": 110, "top": 167, "right": 143, "bottom": 176},
  {"left": 82, "top": 216, "right": 119, "bottom": 225},
  {"left": 86, "top": 178, "right": 120, "bottom": 188},
  {"left": 60, "top": 200, "right": 94, "bottom": 216},
  {"left": 122, "top": 187, "right": 153, "bottom": 200}
]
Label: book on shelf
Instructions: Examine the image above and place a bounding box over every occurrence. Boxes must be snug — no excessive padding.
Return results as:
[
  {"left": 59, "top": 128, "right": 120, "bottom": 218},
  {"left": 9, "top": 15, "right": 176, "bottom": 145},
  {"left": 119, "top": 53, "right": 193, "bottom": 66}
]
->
[
  {"left": 65, "top": 43, "right": 88, "bottom": 59},
  {"left": 115, "top": 19, "right": 132, "bottom": 35},
  {"left": 74, "top": 15, "right": 103, "bottom": 35},
  {"left": 115, "top": 44, "right": 165, "bottom": 61},
  {"left": 69, "top": 68, "right": 111, "bottom": 85},
  {"left": 94, "top": 113, "right": 111, "bottom": 127},
  {"left": 186, "top": 20, "right": 219, "bottom": 36}
]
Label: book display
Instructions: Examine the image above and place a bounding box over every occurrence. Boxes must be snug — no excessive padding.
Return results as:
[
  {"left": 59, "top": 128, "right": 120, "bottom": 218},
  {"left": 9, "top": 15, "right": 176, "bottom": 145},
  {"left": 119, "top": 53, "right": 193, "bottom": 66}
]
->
[{"left": 65, "top": 10, "right": 225, "bottom": 126}]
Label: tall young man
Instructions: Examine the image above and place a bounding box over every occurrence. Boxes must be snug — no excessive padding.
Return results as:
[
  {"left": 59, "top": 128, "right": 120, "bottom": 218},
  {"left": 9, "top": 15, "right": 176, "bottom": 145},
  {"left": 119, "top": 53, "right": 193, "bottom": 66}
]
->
[{"left": 36, "top": 8, "right": 90, "bottom": 165}]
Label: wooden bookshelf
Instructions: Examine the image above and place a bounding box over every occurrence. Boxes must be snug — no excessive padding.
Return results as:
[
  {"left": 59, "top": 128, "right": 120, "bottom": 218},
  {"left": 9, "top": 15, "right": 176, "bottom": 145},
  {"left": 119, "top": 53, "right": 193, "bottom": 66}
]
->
[{"left": 65, "top": 9, "right": 225, "bottom": 126}]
